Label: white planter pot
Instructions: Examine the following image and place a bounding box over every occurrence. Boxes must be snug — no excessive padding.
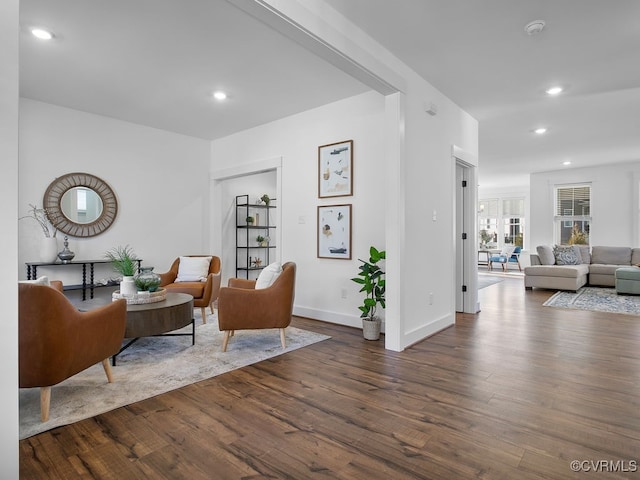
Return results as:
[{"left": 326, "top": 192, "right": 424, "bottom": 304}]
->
[
  {"left": 120, "top": 276, "right": 137, "bottom": 296},
  {"left": 362, "top": 317, "right": 381, "bottom": 341},
  {"left": 40, "top": 237, "right": 58, "bottom": 263}
]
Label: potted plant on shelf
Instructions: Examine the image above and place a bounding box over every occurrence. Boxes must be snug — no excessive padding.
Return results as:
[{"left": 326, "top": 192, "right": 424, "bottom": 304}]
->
[
  {"left": 351, "top": 246, "right": 386, "bottom": 340},
  {"left": 105, "top": 245, "right": 139, "bottom": 296},
  {"left": 256, "top": 235, "right": 270, "bottom": 247},
  {"left": 246, "top": 215, "right": 254, "bottom": 225}
]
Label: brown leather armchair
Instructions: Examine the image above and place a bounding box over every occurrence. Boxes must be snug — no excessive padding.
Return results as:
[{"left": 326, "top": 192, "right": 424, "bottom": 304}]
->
[
  {"left": 19, "top": 282, "right": 127, "bottom": 422},
  {"left": 158, "top": 255, "right": 222, "bottom": 323},
  {"left": 218, "top": 262, "right": 296, "bottom": 352}
]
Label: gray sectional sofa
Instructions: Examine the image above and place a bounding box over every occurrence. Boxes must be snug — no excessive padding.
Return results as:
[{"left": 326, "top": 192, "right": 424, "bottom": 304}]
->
[{"left": 524, "top": 245, "right": 640, "bottom": 291}]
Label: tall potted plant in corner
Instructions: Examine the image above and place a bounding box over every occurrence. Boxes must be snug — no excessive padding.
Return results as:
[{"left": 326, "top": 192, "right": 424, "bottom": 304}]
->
[
  {"left": 105, "top": 245, "right": 139, "bottom": 296},
  {"left": 351, "top": 246, "right": 386, "bottom": 340}
]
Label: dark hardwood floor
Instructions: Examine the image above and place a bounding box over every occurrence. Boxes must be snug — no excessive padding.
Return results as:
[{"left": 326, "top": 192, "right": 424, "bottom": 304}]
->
[{"left": 20, "top": 277, "right": 640, "bottom": 479}]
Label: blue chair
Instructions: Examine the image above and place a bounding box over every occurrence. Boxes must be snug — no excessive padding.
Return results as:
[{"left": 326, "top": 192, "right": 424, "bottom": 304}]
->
[
  {"left": 508, "top": 246, "right": 522, "bottom": 271},
  {"left": 488, "top": 246, "right": 517, "bottom": 271}
]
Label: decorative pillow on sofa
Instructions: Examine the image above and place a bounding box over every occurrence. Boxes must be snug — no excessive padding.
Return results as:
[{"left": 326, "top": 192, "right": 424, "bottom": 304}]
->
[
  {"left": 19, "top": 275, "right": 50, "bottom": 286},
  {"left": 255, "top": 262, "right": 282, "bottom": 289},
  {"left": 175, "top": 256, "right": 212, "bottom": 282},
  {"left": 536, "top": 245, "right": 555, "bottom": 265},
  {"left": 577, "top": 245, "right": 590, "bottom": 264},
  {"left": 553, "top": 245, "right": 580, "bottom": 265}
]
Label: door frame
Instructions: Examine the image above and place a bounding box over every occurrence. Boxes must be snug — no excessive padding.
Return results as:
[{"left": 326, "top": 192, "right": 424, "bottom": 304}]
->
[{"left": 453, "top": 146, "right": 479, "bottom": 314}]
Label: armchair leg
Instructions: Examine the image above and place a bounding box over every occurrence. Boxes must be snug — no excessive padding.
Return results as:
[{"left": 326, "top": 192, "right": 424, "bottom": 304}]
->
[
  {"left": 40, "top": 386, "right": 51, "bottom": 422},
  {"left": 200, "top": 306, "right": 207, "bottom": 324},
  {"left": 280, "top": 328, "right": 286, "bottom": 349},
  {"left": 222, "top": 330, "right": 230, "bottom": 352},
  {"left": 102, "top": 358, "right": 114, "bottom": 383}
]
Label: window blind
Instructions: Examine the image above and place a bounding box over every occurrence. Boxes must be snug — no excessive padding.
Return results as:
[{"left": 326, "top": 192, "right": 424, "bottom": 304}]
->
[{"left": 555, "top": 185, "right": 590, "bottom": 217}]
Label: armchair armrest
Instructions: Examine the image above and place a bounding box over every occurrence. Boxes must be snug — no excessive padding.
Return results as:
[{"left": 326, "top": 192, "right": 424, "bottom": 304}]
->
[
  {"left": 158, "top": 271, "right": 177, "bottom": 287},
  {"left": 228, "top": 278, "right": 256, "bottom": 289}
]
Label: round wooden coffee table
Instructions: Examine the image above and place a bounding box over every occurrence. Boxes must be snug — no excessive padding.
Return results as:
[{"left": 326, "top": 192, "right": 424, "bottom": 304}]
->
[{"left": 79, "top": 292, "right": 194, "bottom": 365}]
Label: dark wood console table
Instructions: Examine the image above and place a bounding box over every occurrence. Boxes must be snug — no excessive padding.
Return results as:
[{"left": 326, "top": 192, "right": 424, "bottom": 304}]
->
[{"left": 26, "top": 259, "right": 142, "bottom": 300}]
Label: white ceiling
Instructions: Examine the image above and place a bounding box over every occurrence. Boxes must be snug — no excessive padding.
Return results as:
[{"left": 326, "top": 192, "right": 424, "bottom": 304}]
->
[{"left": 19, "top": 0, "right": 640, "bottom": 189}]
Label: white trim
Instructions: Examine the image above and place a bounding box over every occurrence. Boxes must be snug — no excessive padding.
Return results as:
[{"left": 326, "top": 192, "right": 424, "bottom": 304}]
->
[
  {"left": 293, "top": 306, "right": 385, "bottom": 333},
  {"left": 384, "top": 92, "right": 405, "bottom": 352},
  {"left": 211, "top": 156, "right": 282, "bottom": 181},
  {"left": 453, "top": 146, "right": 479, "bottom": 314}
]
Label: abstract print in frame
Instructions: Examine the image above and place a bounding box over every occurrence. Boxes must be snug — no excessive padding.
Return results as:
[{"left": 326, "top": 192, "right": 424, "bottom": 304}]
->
[
  {"left": 318, "top": 140, "right": 353, "bottom": 198},
  {"left": 317, "top": 204, "right": 352, "bottom": 259}
]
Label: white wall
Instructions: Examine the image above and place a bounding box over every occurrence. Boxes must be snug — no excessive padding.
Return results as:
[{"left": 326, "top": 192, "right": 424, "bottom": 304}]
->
[
  {"left": 530, "top": 161, "right": 640, "bottom": 248},
  {"left": 18, "top": 99, "right": 211, "bottom": 284},
  {"left": 211, "top": 92, "right": 386, "bottom": 329},
  {"left": 1, "top": 0, "right": 19, "bottom": 475}
]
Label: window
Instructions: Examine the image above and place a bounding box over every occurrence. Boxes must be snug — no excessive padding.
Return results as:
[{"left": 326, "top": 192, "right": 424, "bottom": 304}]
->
[
  {"left": 478, "top": 197, "right": 526, "bottom": 249},
  {"left": 502, "top": 198, "right": 524, "bottom": 246},
  {"left": 555, "top": 184, "right": 590, "bottom": 245},
  {"left": 478, "top": 199, "right": 498, "bottom": 248}
]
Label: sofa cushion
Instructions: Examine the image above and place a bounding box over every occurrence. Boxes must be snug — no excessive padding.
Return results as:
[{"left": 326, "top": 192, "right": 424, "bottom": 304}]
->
[
  {"left": 164, "top": 281, "right": 205, "bottom": 298},
  {"left": 524, "top": 264, "right": 589, "bottom": 278},
  {"left": 553, "top": 245, "right": 580, "bottom": 265},
  {"left": 255, "top": 262, "right": 282, "bottom": 289},
  {"left": 536, "top": 245, "right": 555, "bottom": 265},
  {"left": 19, "top": 275, "right": 50, "bottom": 286},
  {"left": 591, "top": 246, "right": 631, "bottom": 265},
  {"left": 175, "top": 256, "right": 212, "bottom": 282},
  {"left": 631, "top": 248, "right": 640, "bottom": 266},
  {"left": 588, "top": 264, "right": 622, "bottom": 276},
  {"left": 577, "top": 245, "right": 591, "bottom": 264}
]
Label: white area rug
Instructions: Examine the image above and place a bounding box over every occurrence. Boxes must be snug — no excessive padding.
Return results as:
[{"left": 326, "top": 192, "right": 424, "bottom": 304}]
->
[
  {"left": 19, "top": 311, "right": 330, "bottom": 439},
  {"left": 543, "top": 287, "right": 640, "bottom": 315}
]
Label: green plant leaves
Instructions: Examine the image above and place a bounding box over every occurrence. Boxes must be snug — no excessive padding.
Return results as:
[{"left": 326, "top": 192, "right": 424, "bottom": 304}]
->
[{"left": 351, "top": 246, "right": 386, "bottom": 318}]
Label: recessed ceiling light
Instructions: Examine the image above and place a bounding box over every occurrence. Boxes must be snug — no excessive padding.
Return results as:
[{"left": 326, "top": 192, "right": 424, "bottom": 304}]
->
[
  {"left": 563, "top": 161, "right": 571, "bottom": 166},
  {"left": 534, "top": 127, "right": 548, "bottom": 135},
  {"left": 31, "top": 28, "right": 53, "bottom": 40},
  {"left": 546, "top": 86, "right": 563, "bottom": 95},
  {"left": 212, "top": 91, "right": 227, "bottom": 101},
  {"left": 525, "top": 20, "right": 546, "bottom": 36}
]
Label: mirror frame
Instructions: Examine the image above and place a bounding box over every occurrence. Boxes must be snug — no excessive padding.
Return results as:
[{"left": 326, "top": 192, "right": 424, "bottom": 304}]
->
[{"left": 43, "top": 172, "right": 118, "bottom": 237}]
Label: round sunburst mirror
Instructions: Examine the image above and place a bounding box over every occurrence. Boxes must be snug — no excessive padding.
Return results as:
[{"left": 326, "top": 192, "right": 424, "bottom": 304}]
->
[{"left": 43, "top": 172, "right": 118, "bottom": 237}]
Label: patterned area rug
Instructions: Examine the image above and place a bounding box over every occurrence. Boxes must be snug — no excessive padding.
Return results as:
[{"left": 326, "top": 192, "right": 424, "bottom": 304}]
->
[
  {"left": 19, "top": 311, "right": 330, "bottom": 439},
  {"left": 543, "top": 287, "right": 640, "bottom": 315}
]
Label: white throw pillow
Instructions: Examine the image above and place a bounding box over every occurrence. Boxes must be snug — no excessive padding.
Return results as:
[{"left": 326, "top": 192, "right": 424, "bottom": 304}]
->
[
  {"left": 175, "top": 256, "right": 212, "bottom": 282},
  {"left": 19, "top": 275, "right": 50, "bottom": 286},
  {"left": 255, "top": 262, "right": 282, "bottom": 289}
]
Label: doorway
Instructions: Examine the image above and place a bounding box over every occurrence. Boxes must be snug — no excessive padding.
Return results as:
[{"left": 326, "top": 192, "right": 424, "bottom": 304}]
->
[{"left": 454, "top": 153, "right": 479, "bottom": 314}]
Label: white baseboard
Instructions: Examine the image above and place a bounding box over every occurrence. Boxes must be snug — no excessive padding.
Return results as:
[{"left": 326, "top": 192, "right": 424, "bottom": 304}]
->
[{"left": 293, "top": 306, "right": 386, "bottom": 333}]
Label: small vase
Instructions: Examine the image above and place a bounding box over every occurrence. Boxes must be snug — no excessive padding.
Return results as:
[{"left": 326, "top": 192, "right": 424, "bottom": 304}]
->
[
  {"left": 40, "top": 237, "right": 58, "bottom": 263},
  {"left": 362, "top": 317, "right": 381, "bottom": 341},
  {"left": 134, "top": 267, "right": 161, "bottom": 292},
  {"left": 57, "top": 235, "right": 75, "bottom": 263},
  {"left": 120, "top": 276, "right": 137, "bottom": 296}
]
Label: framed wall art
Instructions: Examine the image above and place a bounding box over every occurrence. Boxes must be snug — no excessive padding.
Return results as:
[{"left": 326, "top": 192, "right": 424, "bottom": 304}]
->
[
  {"left": 317, "top": 204, "right": 352, "bottom": 259},
  {"left": 318, "top": 140, "right": 353, "bottom": 198}
]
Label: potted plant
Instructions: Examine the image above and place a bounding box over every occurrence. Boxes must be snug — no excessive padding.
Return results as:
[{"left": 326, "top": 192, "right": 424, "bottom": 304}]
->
[
  {"left": 256, "top": 235, "right": 270, "bottom": 247},
  {"left": 260, "top": 194, "right": 270, "bottom": 205},
  {"left": 105, "top": 245, "right": 139, "bottom": 296},
  {"left": 246, "top": 215, "right": 254, "bottom": 225},
  {"left": 351, "top": 246, "right": 386, "bottom": 340}
]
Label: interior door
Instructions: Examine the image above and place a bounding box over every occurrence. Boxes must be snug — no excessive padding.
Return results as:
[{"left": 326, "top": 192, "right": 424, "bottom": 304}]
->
[{"left": 455, "top": 163, "right": 466, "bottom": 312}]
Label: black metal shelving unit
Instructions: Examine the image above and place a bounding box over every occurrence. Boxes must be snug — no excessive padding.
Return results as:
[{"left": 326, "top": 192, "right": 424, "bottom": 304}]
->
[{"left": 235, "top": 194, "right": 276, "bottom": 279}]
